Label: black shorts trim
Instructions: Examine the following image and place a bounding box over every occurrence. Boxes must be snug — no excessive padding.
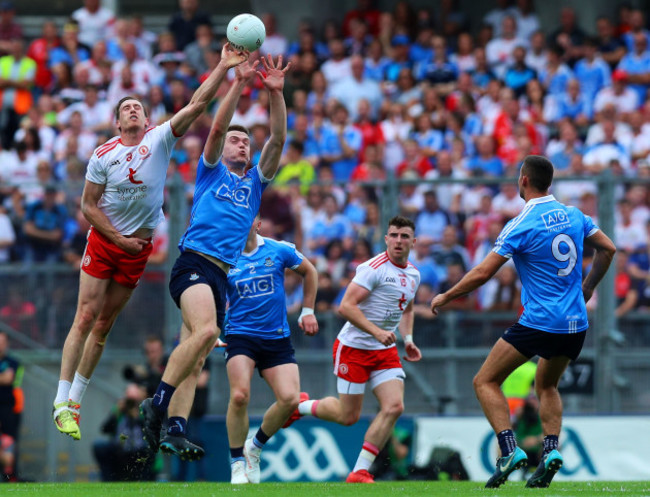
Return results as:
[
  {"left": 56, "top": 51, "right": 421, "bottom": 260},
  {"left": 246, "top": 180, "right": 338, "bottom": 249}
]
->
[
  {"left": 502, "top": 323, "right": 586, "bottom": 361},
  {"left": 168, "top": 251, "right": 228, "bottom": 330},
  {"left": 225, "top": 334, "right": 296, "bottom": 372}
]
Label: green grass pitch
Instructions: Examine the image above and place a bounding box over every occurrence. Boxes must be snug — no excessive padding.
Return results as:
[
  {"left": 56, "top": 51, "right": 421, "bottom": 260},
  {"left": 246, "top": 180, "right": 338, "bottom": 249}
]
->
[{"left": 3, "top": 482, "right": 650, "bottom": 497}]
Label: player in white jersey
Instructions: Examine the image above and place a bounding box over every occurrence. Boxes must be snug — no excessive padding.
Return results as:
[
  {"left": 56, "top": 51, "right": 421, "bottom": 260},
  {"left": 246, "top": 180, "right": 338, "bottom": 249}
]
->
[
  {"left": 285, "top": 216, "right": 422, "bottom": 484},
  {"left": 52, "top": 43, "right": 250, "bottom": 441}
]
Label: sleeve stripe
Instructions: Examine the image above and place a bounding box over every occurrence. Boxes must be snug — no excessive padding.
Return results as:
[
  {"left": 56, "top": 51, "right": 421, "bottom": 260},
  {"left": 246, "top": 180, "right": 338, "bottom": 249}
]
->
[
  {"left": 587, "top": 227, "right": 600, "bottom": 237},
  {"left": 496, "top": 203, "right": 534, "bottom": 244}
]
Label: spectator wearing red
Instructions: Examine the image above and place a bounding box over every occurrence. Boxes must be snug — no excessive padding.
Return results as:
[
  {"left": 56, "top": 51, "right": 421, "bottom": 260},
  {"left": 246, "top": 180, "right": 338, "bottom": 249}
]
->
[
  {"left": 342, "top": 0, "right": 380, "bottom": 38},
  {"left": 492, "top": 89, "right": 539, "bottom": 164},
  {"left": 354, "top": 98, "right": 385, "bottom": 164},
  {"left": 396, "top": 139, "right": 432, "bottom": 178},
  {"left": 27, "top": 21, "right": 60, "bottom": 94}
]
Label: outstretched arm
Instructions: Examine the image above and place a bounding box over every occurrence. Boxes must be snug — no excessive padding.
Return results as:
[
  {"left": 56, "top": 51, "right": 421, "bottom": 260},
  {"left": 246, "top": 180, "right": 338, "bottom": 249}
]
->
[
  {"left": 203, "top": 57, "right": 259, "bottom": 164},
  {"left": 293, "top": 258, "right": 319, "bottom": 335},
  {"left": 170, "top": 43, "right": 248, "bottom": 137},
  {"left": 582, "top": 230, "right": 616, "bottom": 303},
  {"left": 430, "top": 251, "right": 508, "bottom": 315},
  {"left": 399, "top": 301, "right": 421, "bottom": 362},
  {"left": 257, "top": 54, "right": 291, "bottom": 180}
]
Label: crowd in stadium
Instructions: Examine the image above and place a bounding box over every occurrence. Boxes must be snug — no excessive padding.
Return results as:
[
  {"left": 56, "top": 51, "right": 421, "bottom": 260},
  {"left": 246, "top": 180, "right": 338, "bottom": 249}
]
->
[{"left": 0, "top": 0, "right": 648, "bottom": 318}]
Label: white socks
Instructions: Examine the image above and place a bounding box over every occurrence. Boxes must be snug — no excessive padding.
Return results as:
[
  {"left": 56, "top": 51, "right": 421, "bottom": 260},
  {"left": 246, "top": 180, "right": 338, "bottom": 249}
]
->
[
  {"left": 298, "top": 400, "right": 318, "bottom": 416},
  {"left": 55, "top": 380, "right": 71, "bottom": 405},
  {"left": 353, "top": 441, "right": 380, "bottom": 472},
  {"left": 68, "top": 372, "right": 90, "bottom": 404}
]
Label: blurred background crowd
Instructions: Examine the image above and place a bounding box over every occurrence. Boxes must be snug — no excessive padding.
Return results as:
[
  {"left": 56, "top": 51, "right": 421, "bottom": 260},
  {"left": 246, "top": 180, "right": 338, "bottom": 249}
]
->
[{"left": 1, "top": 0, "right": 650, "bottom": 324}]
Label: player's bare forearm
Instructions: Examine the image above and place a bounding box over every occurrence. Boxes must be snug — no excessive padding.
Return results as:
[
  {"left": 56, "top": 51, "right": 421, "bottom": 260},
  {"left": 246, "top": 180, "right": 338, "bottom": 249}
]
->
[
  {"left": 258, "top": 89, "right": 287, "bottom": 179},
  {"left": 295, "top": 259, "right": 318, "bottom": 309},
  {"left": 583, "top": 249, "right": 615, "bottom": 296},
  {"left": 204, "top": 78, "right": 248, "bottom": 163},
  {"left": 171, "top": 63, "right": 229, "bottom": 136}
]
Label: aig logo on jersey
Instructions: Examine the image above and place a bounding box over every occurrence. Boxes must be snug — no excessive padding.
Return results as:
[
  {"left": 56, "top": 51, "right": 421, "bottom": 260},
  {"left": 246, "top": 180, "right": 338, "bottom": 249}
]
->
[
  {"left": 236, "top": 275, "right": 274, "bottom": 298},
  {"left": 216, "top": 183, "right": 252, "bottom": 207},
  {"left": 542, "top": 209, "right": 571, "bottom": 231}
]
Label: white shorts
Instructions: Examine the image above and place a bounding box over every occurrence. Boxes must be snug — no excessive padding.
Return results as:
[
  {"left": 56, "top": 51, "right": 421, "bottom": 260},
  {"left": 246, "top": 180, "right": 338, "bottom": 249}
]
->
[{"left": 336, "top": 368, "right": 405, "bottom": 395}]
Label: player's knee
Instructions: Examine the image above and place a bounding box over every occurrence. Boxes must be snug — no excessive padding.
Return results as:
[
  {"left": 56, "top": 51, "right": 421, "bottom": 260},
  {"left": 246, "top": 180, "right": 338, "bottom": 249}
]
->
[
  {"left": 196, "top": 326, "right": 219, "bottom": 349},
  {"left": 277, "top": 392, "right": 300, "bottom": 413},
  {"left": 341, "top": 411, "right": 361, "bottom": 426},
  {"left": 74, "top": 308, "right": 98, "bottom": 333},
  {"left": 230, "top": 388, "right": 250, "bottom": 408},
  {"left": 382, "top": 401, "right": 404, "bottom": 419}
]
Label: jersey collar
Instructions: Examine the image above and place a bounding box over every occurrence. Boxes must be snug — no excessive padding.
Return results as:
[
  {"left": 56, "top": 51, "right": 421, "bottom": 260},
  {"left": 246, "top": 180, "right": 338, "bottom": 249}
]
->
[
  {"left": 386, "top": 250, "right": 408, "bottom": 269},
  {"left": 242, "top": 235, "right": 265, "bottom": 257},
  {"left": 525, "top": 194, "right": 555, "bottom": 206}
]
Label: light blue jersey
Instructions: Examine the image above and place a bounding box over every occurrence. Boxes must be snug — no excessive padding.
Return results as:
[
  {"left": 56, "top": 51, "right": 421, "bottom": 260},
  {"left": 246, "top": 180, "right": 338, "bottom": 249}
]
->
[
  {"left": 225, "top": 236, "right": 304, "bottom": 339},
  {"left": 493, "top": 195, "right": 599, "bottom": 334},
  {"left": 179, "top": 156, "right": 271, "bottom": 267}
]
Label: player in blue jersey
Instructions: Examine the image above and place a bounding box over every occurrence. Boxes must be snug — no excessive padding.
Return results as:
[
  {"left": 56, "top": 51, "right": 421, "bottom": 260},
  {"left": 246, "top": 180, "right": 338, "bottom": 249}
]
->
[
  {"left": 139, "top": 53, "right": 292, "bottom": 459},
  {"left": 430, "top": 155, "right": 616, "bottom": 489},
  {"left": 225, "top": 215, "right": 318, "bottom": 484}
]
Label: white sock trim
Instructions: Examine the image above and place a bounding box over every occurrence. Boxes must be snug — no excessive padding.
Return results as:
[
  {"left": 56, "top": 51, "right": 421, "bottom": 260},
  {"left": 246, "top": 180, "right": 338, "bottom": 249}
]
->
[
  {"left": 69, "top": 372, "right": 90, "bottom": 404},
  {"left": 298, "top": 399, "right": 316, "bottom": 416},
  {"left": 55, "top": 380, "right": 72, "bottom": 405},
  {"left": 353, "top": 448, "right": 377, "bottom": 472}
]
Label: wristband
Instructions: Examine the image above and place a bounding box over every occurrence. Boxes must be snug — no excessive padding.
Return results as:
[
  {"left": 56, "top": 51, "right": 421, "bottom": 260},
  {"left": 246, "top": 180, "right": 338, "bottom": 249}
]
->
[
  {"left": 404, "top": 334, "right": 414, "bottom": 345},
  {"left": 298, "top": 307, "right": 315, "bottom": 324}
]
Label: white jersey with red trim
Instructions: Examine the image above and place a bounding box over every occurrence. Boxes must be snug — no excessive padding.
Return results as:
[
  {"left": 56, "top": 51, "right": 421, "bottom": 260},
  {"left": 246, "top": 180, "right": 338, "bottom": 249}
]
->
[
  {"left": 337, "top": 252, "right": 421, "bottom": 350},
  {"left": 85, "top": 121, "right": 179, "bottom": 235}
]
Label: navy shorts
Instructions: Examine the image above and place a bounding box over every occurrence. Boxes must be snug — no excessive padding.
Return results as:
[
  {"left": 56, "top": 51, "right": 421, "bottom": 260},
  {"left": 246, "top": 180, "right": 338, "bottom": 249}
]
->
[
  {"left": 225, "top": 334, "right": 296, "bottom": 372},
  {"left": 502, "top": 323, "right": 586, "bottom": 361},
  {"left": 169, "top": 251, "right": 228, "bottom": 330}
]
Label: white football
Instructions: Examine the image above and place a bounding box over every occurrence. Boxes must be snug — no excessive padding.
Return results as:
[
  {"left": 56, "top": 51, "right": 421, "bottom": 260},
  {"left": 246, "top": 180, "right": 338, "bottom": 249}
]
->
[{"left": 227, "top": 13, "right": 266, "bottom": 52}]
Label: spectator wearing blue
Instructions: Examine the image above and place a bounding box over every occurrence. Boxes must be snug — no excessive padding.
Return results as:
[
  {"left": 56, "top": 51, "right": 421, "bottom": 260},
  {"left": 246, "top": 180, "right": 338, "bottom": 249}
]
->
[
  {"left": 622, "top": 9, "right": 650, "bottom": 53},
  {"left": 415, "top": 190, "right": 450, "bottom": 246},
  {"left": 486, "top": 15, "right": 527, "bottom": 79},
  {"left": 553, "top": 79, "right": 591, "bottom": 125},
  {"left": 318, "top": 103, "right": 362, "bottom": 182},
  {"left": 364, "top": 38, "right": 390, "bottom": 82},
  {"left": 307, "top": 193, "right": 354, "bottom": 256},
  {"left": 385, "top": 34, "right": 412, "bottom": 82},
  {"left": 547, "top": 121, "right": 583, "bottom": 172},
  {"left": 595, "top": 16, "right": 625, "bottom": 70},
  {"left": 23, "top": 184, "right": 67, "bottom": 263},
  {"left": 409, "top": 27, "right": 433, "bottom": 66},
  {"left": 538, "top": 44, "right": 572, "bottom": 98},
  {"left": 411, "top": 114, "right": 443, "bottom": 163},
  {"left": 504, "top": 45, "right": 537, "bottom": 98},
  {"left": 574, "top": 37, "right": 611, "bottom": 104},
  {"left": 471, "top": 47, "right": 496, "bottom": 90},
  {"left": 330, "top": 55, "right": 382, "bottom": 122},
  {"left": 167, "top": 0, "right": 212, "bottom": 51},
  {"left": 617, "top": 32, "right": 650, "bottom": 108},
  {"left": 468, "top": 135, "right": 504, "bottom": 177},
  {"left": 48, "top": 20, "right": 90, "bottom": 69},
  {"left": 415, "top": 35, "right": 458, "bottom": 89},
  {"left": 409, "top": 239, "right": 440, "bottom": 289}
]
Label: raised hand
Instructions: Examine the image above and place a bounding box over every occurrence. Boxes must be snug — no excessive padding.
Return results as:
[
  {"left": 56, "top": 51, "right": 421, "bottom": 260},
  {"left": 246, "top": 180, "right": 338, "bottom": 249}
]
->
[
  {"left": 221, "top": 42, "right": 249, "bottom": 69},
  {"left": 256, "top": 53, "right": 291, "bottom": 92},
  {"left": 235, "top": 56, "right": 260, "bottom": 82},
  {"left": 430, "top": 293, "right": 448, "bottom": 316}
]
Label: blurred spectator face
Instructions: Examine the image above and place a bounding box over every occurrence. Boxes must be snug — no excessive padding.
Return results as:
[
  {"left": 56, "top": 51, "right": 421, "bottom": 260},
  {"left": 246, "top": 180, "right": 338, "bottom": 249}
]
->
[
  {"left": 579, "top": 192, "right": 597, "bottom": 216},
  {"left": 630, "top": 9, "right": 645, "bottom": 30},
  {"left": 559, "top": 121, "right": 577, "bottom": 142},
  {"left": 365, "top": 202, "right": 379, "bottom": 224},
  {"left": 9, "top": 37, "right": 23, "bottom": 58},
  {"left": 602, "top": 120, "right": 616, "bottom": 142},
  {"left": 415, "top": 113, "right": 432, "bottom": 132},
  {"left": 357, "top": 98, "right": 371, "bottom": 120},
  {"left": 567, "top": 79, "right": 580, "bottom": 99},
  {"left": 501, "top": 16, "right": 517, "bottom": 39},
  {"left": 367, "top": 39, "right": 383, "bottom": 60},
  {"left": 294, "top": 114, "right": 309, "bottom": 134},
  {"left": 329, "top": 39, "right": 345, "bottom": 59},
  {"left": 441, "top": 225, "right": 457, "bottom": 246},
  {"left": 36, "top": 161, "right": 52, "bottom": 182},
  {"left": 323, "top": 195, "right": 338, "bottom": 216},
  {"left": 619, "top": 200, "right": 633, "bottom": 222},
  {"left": 144, "top": 338, "right": 164, "bottom": 367},
  {"left": 457, "top": 32, "right": 473, "bottom": 54},
  {"left": 530, "top": 31, "right": 544, "bottom": 52},
  {"left": 488, "top": 220, "right": 503, "bottom": 241},
  {"left": 299, "top": 52, "right": 317, "bottom": 74},
  {"left": 311, "top": 71, "right": 326, "bottom": 92},
  {"left": 596, "top": 18, "right": 613, "bottom": 39},
  {"left": 262, "top": 13, "right": 277, "bottom": 35},
  {"left": 629, "top": 111, "right": 643, "bottom": 132},
  {"left": 432, "top": 36, "right": 447, "bottom": 61},
  {"left": 513, "top": 45, "right": 526, "bottom": 64},
  {"left": 70, "top": 111, "right": 84, "bottom": 131},
  {"left": 158, "top": 32, "right": 177, "bottom": 53},
  {"left": 634, "top": 33, "right": 647, "bottom": 55},
  {"left": 333, "top": 105, "right": 349, "bottom": 125},
  {"left": 306, "top": 186, "right": 322, "bottom": 208},
  {"left": 446, "top": 263, "right": 464, "bottom": 284},
  {"left": 351, "top": 55, "right": 365, "bottom": 80},
  {"left": 183, "top": 136, "right": 202, "bottom": 162},
  {"left": 403, "top": 139, "right": 420, "bottom": 160},
  {"left": 415, "top": 284, "right": 435, "bottom": 304},
  {"left": 560, "top": 7, "right": 578, "bottom": 30},
  {"left": 477, "top": 135, "right": 494, "bottom": 156},
  {"left": 437, "top": 150, "right": 452, "bottom": 172},
  {"left": 424, "top": 191, "right": 439, "bottom": 211}
]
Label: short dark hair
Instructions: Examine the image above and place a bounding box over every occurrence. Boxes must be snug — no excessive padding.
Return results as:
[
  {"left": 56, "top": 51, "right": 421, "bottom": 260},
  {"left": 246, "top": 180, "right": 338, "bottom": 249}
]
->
[
  {"left": 227, "top": 124, "right": 250, "bottom": 136},
  {"left": 114, "top": 96, "right": 148, "bottom": 121},
  {"left": 388, "top": 215, "right": 416, "bottom": 232},
  {"left": 521, "top": 155, "right": 554, "bottom": 192},
  {"left": 288, "top": 139, "right": 304, "bottom": 154}
]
